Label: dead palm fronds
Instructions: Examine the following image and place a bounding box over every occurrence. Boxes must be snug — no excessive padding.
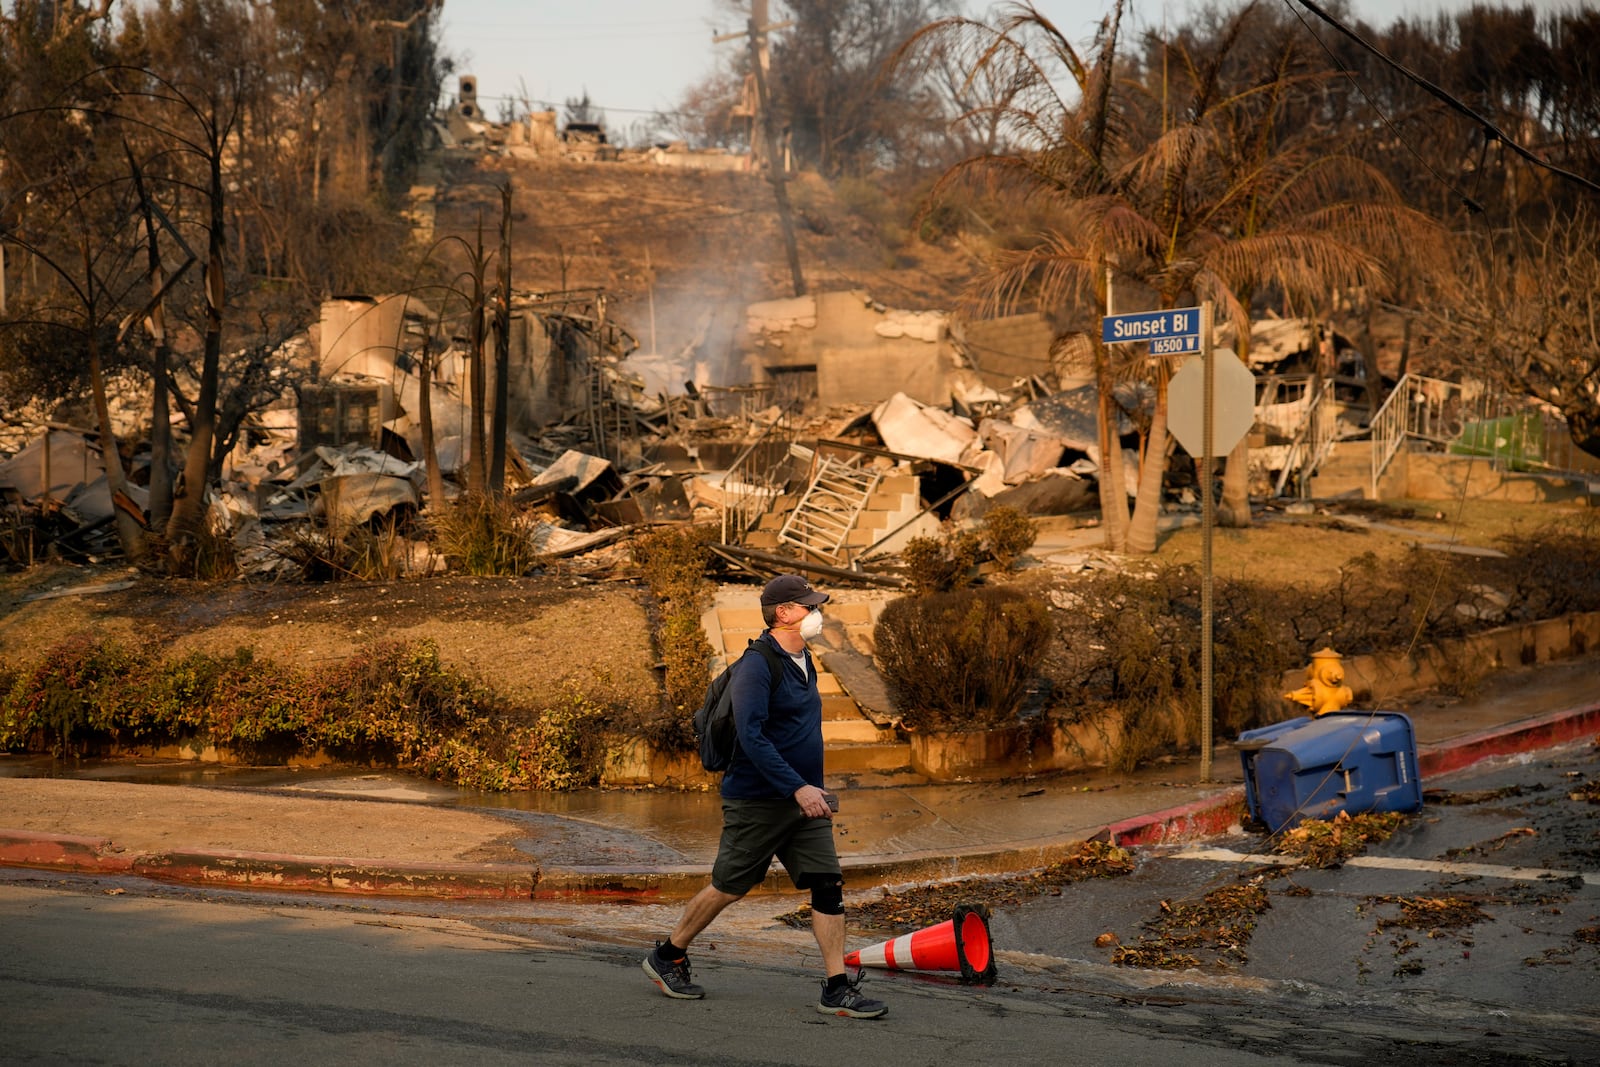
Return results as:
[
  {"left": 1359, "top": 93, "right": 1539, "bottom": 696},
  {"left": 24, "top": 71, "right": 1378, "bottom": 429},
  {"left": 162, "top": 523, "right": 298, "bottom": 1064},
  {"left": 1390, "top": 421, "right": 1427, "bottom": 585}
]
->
[{"left": 898, "top": 0, "right": 1446, "bottom": 549}]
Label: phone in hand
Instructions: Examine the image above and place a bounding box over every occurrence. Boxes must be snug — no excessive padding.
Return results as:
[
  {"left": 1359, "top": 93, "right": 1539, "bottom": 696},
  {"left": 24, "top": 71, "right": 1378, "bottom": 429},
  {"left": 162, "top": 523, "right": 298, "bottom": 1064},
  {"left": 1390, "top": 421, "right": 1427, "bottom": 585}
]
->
[{"left": 822, "top": 790, "right": 840, "bottom": 813}]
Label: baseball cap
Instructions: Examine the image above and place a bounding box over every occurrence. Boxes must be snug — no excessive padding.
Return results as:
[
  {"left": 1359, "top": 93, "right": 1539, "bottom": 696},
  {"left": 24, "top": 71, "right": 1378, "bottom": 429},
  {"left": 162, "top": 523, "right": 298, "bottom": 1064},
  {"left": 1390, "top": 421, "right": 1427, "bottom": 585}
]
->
[{"left": 760, "top": 574, "right": 829, "bottom": 607}]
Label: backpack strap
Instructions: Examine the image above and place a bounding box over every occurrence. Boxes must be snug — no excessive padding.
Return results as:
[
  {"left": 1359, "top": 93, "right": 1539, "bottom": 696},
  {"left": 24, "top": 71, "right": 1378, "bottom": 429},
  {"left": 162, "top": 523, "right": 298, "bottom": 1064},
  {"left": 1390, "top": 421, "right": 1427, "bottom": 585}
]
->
[{"left": 744, "top": 636, "right": 787, "bottom": 697}]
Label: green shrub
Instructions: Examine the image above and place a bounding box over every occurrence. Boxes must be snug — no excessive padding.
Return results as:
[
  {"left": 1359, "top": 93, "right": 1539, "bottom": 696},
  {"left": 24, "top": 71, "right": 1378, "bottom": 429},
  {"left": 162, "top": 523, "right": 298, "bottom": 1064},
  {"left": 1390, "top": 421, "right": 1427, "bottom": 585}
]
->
[
  {"left": 526, "top": 681, "right": 610, "bottom": 789},
  {"left": 631, "top": 525, "right": 714, "bottom": 611},
  {"left": 630, "top": 525, "right": 718, "bottom": 755},
  {"left": 0, "top": 636, "right": 144, "bottom": 754},
  {"left": 980, "top": 506, "right": 1038, "bottom": 570},
  {"left": 0, "top": 634, "right": 622, "bottom": 791},
  {"left": 901, "top": 527, "right": 983, "bottom": 594},
  {"left": 874, "top": 587, "right": 1053, "bottom": 731},
  {"left": 660, "top": 611, "right": 715, "bottom": 718},
  {"left": 429, "top": 493, "right": 543, "bottom": 576}
]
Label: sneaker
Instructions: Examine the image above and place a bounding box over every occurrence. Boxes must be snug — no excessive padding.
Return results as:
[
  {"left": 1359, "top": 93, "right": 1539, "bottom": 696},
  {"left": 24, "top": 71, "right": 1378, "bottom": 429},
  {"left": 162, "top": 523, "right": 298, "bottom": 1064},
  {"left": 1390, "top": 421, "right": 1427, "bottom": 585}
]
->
[
  {"left": 817, "top": 971, "right": 888, "bottom": 1019},
  {"left": 643, "top": 942, "right": 705, "bottom": 1000}
]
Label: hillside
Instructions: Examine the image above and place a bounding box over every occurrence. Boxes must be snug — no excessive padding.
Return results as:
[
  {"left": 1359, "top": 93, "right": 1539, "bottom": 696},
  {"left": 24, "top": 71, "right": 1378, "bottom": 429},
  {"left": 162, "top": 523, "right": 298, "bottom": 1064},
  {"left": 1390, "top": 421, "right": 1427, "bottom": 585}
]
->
[{"left": 430, "top": 154, "right": 982, "bottom": 361}]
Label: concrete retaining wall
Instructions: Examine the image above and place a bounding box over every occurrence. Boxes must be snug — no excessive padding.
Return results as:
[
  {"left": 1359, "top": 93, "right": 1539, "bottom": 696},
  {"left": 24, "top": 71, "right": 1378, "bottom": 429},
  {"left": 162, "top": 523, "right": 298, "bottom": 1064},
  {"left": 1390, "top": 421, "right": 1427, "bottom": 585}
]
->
[
  {"left": 1288, "top": 610, "right": 1600, "bottom": 703},
  {"left": 1401, "top": 452, "right": 1593, "bottom": 503}
]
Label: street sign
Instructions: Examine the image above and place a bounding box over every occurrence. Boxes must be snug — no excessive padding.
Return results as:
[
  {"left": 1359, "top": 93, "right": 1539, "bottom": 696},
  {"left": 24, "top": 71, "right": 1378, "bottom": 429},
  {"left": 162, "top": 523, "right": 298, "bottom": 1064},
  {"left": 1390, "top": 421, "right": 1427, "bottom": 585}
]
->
[
  {"left": 1167, "top": 349, "right": 1256, "bottom": 457},
  {"left": 1101, "top": 307, "right": 1202, "bottom": 354}
]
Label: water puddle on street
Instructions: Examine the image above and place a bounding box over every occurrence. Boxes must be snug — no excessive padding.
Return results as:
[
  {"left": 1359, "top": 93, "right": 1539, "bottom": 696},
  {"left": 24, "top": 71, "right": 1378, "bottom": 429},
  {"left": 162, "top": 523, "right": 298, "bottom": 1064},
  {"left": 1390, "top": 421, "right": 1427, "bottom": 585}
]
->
[{"left": 0, "top": 754, "right": 721, "bottom": 864}]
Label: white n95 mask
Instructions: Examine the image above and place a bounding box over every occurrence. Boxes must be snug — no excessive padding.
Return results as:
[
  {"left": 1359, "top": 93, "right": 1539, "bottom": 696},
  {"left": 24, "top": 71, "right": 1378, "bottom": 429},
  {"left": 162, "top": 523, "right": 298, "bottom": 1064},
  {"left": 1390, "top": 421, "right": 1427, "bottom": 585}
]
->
[{"left": 798, "top": 609, "right": 824, "bottom": 641}]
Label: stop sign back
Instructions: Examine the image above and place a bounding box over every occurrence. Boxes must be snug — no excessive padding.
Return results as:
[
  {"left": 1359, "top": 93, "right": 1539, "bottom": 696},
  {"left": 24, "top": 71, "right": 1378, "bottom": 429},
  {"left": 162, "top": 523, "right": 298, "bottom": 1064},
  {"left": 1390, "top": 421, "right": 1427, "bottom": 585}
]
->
[{"left": 1167, "top": 349, "right": 1256, "bottom": 457}]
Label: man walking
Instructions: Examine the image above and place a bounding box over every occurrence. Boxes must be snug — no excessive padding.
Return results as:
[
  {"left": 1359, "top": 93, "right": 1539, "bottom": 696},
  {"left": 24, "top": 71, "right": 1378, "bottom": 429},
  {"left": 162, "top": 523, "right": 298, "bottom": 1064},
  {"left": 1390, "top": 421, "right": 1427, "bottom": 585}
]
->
[{"left": 643, "top": 574, "right": 887, "bottom": 1019}]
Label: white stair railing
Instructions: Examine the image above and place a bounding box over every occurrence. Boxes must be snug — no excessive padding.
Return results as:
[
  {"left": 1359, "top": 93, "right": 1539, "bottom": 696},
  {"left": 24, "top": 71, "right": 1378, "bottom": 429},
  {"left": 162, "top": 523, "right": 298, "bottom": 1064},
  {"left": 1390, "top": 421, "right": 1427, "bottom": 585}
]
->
[
  {"left": 1370, "top": 374, "right": 1463, "bottom": 497},
  {"left": 718, "top": 413, "right": 797, "bottom": 546},
  {"left": 1273, "top": 378, "right": 1338, "bottom": 497},
  {"left": 777, "top": 454, "right": 883, "bottom": 563}
]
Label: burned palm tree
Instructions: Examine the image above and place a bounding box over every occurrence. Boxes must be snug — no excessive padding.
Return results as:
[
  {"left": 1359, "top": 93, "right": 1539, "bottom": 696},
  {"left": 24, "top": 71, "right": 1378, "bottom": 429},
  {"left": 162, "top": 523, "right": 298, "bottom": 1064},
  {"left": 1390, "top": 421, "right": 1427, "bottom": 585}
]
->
[{"left": 901, "top": 0, "right": 1439, "bottom": 549}]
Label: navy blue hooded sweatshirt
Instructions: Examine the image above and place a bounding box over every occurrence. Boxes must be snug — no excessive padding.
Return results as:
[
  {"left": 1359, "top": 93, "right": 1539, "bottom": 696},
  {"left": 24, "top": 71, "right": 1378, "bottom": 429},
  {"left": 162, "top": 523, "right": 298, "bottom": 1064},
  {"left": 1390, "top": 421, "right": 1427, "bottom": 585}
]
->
[{"left": 720, "top": 632, "right": 823, "bottom": 800}]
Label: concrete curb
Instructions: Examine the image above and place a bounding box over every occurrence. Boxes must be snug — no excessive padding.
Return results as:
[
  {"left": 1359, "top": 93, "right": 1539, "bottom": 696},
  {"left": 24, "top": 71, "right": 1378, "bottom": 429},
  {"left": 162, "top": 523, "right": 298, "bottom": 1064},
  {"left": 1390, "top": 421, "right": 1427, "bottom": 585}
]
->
[
  {"left": 4, "top": 703, "right": 1595, "bottom": 901},
  {"left": 1096, "top": 789, "right": 1248, "bottom": 848},
  {"left": 0, "top": 835, "right": 538, "bottom": 900},
  {"left": 0, "top": 830, "right": 135, "bottom": 874},
  {"left": 1417, "top": 701, "right": 1600, "bottom": 778}
]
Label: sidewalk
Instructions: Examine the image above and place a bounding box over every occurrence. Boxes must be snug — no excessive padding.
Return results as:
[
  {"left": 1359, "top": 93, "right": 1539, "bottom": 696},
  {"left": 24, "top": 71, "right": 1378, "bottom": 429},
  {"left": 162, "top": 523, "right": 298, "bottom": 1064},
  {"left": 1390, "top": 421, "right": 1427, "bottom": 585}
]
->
[{"left": 2, "top": 655, "right": 1597, "bottom": 902}]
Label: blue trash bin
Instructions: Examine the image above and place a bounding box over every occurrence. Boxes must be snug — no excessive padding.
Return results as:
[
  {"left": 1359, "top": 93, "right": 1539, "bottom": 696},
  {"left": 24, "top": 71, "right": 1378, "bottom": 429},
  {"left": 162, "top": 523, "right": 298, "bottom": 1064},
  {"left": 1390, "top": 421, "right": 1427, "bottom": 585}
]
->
[
  {"left": 1235, "top": 717, "right": 1311, "bottom": 826},
  {"left": 1237, "top": 711, "right": 1422, "bottom": 833}
]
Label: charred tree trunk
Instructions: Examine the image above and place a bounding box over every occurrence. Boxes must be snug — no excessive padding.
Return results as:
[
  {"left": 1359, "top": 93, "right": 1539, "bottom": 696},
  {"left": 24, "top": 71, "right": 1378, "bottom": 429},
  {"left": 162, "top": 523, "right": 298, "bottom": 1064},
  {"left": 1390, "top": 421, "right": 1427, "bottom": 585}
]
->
[
  {"left": 129, "top": 155, "right": 175, "bottom": 534},
  {"left": 1094, "top": 339, "right": 1130, "bottom": 552},
  {"left": 465, "top": 211, "right": 489, "bottom": 496},
  {"left": 418, "top": 330, "right": 447, "bottom": 509},
  {"left": 1219, "top": 329, "right": 1253, "bottom": 529},
  {"left": 165, "top": 153, "right": 227, "bottom": 573},
  {"left": 86, "top": 319, "right": 147, "bottom": 562},
  {"left": 1126, "top": 363, "right": 1172, "bottom": 554}
]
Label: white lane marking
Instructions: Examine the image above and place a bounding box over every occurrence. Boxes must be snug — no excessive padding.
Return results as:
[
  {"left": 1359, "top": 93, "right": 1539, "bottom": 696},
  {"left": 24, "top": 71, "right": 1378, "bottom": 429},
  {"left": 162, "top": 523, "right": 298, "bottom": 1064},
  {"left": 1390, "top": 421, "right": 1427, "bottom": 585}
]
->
[{"left": 1172, "top": 847, "right": 1600, "bottom": 886}]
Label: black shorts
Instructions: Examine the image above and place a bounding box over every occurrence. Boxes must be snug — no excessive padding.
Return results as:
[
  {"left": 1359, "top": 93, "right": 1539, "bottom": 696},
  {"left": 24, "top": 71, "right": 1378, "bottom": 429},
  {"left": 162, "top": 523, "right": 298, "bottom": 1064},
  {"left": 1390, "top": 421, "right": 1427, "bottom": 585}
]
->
[{"left": 710, "top": 797, "right": 842, "bottom": 896}]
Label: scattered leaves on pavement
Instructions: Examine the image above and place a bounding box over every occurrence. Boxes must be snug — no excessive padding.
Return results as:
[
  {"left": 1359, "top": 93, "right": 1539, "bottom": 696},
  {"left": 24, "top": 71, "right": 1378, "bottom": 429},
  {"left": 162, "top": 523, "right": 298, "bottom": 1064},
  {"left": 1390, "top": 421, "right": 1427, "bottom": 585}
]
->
[
  {"left": 1272, "top": 810, "right": 1409, "bottom": 868},
  {"left": 1109, "top": 877, "right": 1271, "bottom": 971},
  {"left": 1567, "top": 778, "right": 1600, "bottom": 803},
  {"left": 1424, "top": 784, "right": 1531, "bottom": 805},
  {"left": 775, "top": 840, "right": 1135, "bottom": 932},
  {"left": 1371, "top": 895, "right": 1494, "bottom": 931}
]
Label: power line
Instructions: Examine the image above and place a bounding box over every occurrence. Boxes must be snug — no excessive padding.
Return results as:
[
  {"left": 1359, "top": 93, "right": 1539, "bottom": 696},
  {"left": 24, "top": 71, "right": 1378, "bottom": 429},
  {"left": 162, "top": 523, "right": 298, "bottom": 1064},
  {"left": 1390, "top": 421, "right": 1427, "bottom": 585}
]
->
[{"left": 1288, "top": 0, "right": 1600, "bottom": 199}]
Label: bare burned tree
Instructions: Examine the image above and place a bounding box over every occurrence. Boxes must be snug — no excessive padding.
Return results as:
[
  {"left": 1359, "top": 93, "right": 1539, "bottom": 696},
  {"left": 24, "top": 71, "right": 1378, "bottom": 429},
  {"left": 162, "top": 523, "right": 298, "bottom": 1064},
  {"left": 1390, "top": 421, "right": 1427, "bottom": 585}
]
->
[
  {"left": 904, "top": 2, "right": 1433, "bottom": 552},
  {"left": 1427, "top": 212, "right": 1600, "bottom": 460}
]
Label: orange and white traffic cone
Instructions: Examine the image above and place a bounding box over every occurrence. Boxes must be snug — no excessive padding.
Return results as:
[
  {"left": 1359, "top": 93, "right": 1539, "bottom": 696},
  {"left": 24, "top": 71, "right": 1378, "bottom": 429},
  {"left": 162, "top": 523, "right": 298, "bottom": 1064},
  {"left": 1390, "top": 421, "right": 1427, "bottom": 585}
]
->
[{"left": 844, "top": 903, "right": 996, "bottom": 985}]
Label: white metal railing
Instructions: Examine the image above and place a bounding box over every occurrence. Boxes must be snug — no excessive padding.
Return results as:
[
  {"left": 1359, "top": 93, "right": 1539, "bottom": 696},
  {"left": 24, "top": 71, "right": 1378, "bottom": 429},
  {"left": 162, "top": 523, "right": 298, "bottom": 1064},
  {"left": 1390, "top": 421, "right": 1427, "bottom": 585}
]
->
[
  {"left": 718, "top": 413, "right": 797, "bottom": 545},
  {"left": 1254, "top": 375, "right": 1314, "bottom": 440},
  {"left": 1370, "top": 374, "right": 1463, "bottom": 496},
  {"left": 1368, "top": 376, "right": 1409, "bottom": 498},
  {"left": 1273, "top": 378, "right": 1339, "bottom": 497},
  {"left": 776, "top": 454, "right": 883, "bottom": 563}
]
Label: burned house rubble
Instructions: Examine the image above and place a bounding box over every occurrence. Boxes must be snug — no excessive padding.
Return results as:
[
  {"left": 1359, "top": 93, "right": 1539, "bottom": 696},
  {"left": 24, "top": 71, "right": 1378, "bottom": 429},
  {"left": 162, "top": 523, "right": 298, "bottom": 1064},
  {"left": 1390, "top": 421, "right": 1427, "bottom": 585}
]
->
[
  {"left": 0, "top": 286, "right": 1125, "bottom": 578},
  {"left": 437, "top": 75, "right": 748, "bottom": 175},
  {"left": 4, "top": 292, "right": 1588, "bottom": 578}
]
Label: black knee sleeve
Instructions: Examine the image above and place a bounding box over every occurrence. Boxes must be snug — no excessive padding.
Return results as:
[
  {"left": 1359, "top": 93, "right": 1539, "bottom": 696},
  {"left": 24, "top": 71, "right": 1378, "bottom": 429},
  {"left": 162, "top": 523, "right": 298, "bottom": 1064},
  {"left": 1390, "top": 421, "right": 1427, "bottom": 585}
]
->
[{"left": 809, "top": 879, "right": 845, "bottom": 916}]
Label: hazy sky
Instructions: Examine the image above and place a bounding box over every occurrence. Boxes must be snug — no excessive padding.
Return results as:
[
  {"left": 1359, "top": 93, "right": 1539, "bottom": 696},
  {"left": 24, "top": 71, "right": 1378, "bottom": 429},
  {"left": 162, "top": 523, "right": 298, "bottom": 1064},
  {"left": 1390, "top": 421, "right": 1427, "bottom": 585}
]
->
[{"left": 437, "top": 0, "right": 1579, "bottom": 128}]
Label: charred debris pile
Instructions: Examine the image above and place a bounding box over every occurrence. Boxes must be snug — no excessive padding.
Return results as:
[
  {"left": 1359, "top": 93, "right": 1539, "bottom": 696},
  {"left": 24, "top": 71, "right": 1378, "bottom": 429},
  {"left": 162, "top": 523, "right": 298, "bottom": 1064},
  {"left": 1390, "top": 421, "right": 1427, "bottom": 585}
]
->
[{"left": 1, "top": 288, "right": 1116, "bottom": 583}]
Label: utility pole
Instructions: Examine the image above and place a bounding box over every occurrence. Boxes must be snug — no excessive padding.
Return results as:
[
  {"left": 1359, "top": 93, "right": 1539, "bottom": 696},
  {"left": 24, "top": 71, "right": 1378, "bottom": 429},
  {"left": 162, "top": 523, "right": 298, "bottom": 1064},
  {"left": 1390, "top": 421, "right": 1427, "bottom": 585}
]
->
[
  {"left": 715, "top": 0, "right": 806, "bottom": 297},
  {"left": 490, "top": 181, "right": 512, "bottom": 495}
]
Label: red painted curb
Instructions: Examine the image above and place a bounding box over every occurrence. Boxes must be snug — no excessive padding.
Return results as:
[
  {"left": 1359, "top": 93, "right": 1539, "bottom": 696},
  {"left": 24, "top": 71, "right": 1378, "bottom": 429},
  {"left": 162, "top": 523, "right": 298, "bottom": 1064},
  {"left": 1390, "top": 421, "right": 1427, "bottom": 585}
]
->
[
  {"left": 0, "top": 830, "right": 135, "bottom": 873},
  {"left": 4, "top": 704, "right": 1595, "bottom": 898},
  {"left": 0, "top": 834, "right": 538, "bottom": 900},
  {"left": 1096, "top": 789, "right": 1248, "bottom": 848},
  {"left": 1419, "top": 702, "right": 1600, "bottom": 779},
  {"left": 130, "top": 849, "right": 540, "bottom": 899}
]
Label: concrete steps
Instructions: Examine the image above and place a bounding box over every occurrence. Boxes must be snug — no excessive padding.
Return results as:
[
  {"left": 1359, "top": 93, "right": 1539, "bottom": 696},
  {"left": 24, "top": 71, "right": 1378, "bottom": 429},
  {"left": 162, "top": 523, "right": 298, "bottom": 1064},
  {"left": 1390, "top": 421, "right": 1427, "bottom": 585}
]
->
[
  {"left": 1308, "top": 441, "right": 1372, "bottom": 499},
  {"left": 701, "top": 586, "right": 910, "bottom": 770},
  {"left": 823, "top": 741, "right": 913, "bottom": 776}
]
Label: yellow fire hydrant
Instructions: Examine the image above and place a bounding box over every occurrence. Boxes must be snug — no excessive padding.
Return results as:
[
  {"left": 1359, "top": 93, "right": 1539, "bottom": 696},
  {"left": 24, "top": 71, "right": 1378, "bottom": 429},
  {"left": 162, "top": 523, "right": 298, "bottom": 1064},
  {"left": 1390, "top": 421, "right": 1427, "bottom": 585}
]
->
[{"left": 1284, "top": 648, "right": 1354, "bottom": 715}]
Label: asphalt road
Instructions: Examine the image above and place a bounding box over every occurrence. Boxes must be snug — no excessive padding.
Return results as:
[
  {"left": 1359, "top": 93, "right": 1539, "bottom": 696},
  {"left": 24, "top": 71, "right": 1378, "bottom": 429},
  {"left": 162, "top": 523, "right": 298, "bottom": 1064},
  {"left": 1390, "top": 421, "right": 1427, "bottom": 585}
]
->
[
  {"left": 984, "top": 738, "right": 1600, "bottom": 1064},
  {"left": 2, "top": 878, "right": 1320, "bottom": 1067},
  {"left": 3, "top": 741, "right": 1596, "bottom": 1066}
]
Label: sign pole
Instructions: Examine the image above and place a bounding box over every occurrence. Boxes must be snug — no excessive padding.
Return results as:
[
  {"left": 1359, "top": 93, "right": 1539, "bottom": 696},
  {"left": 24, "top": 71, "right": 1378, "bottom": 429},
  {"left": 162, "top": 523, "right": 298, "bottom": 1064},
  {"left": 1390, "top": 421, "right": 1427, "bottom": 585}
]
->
[{"left": 1199, "top": 300, "right": 1215, "bottom": 782}]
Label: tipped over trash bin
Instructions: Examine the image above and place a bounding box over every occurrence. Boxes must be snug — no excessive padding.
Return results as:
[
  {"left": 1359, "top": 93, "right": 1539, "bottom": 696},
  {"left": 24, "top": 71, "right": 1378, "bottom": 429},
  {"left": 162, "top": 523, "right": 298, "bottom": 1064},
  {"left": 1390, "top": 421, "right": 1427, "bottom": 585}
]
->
[{"left": 1235, "top": 711, "right": 1423, "bottom": 833}]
